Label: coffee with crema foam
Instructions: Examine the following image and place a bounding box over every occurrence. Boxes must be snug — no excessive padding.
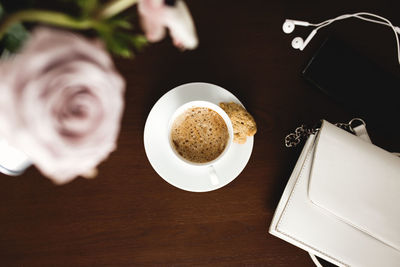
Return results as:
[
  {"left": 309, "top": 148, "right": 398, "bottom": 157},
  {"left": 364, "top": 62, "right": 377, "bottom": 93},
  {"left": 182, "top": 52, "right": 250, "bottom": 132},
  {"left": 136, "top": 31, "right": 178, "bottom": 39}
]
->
[{"left": 170, "top": 107, "right": 229, "bottom": 163}]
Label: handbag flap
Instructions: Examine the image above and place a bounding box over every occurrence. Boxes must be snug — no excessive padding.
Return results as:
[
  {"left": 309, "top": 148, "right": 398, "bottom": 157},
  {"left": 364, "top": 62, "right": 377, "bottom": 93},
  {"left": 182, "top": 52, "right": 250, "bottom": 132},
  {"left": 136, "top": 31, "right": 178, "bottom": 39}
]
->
[{"left": 308, "top": 120, "right": 400, "bottom": 252}]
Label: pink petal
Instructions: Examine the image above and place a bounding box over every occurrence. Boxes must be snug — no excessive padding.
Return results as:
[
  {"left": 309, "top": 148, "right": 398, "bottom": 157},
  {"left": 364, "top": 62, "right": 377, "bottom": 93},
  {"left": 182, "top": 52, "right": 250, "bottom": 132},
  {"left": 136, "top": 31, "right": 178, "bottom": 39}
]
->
[{"left": 139, "top": 0, "right": 198, "bottom": 49}]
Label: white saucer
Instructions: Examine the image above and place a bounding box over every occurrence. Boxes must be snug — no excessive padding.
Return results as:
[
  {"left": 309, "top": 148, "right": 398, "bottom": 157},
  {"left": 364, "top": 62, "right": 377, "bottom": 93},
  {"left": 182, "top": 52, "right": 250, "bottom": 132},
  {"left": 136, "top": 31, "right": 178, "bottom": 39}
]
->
[{"left": 143, "top": 82, "right": 254, "bottom": 192}]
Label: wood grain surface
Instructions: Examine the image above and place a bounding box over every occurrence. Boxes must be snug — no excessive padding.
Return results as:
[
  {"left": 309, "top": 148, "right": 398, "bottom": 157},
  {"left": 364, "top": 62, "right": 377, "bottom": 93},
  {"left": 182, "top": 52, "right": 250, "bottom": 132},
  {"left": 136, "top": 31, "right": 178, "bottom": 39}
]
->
[{"left": 1, "top": 0, "right": 399, "bottom": 266}]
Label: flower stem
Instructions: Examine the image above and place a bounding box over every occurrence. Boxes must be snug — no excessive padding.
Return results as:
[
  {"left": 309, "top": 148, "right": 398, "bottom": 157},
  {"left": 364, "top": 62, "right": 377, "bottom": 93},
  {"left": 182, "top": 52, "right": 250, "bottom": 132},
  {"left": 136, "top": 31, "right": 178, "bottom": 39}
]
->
[
  {"left": 0, "top": 10, "right": 98, "bottom": 40},
  {"left": 96, "top": 0, "right": 139, "bottom": 19}
]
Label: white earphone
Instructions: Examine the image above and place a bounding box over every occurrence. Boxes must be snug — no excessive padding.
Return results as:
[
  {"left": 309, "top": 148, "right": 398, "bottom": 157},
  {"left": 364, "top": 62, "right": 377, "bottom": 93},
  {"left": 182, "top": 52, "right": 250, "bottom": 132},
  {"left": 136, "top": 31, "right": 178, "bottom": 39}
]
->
[{"left": 282, "top": 12, "right": 400, "bottom": 64}]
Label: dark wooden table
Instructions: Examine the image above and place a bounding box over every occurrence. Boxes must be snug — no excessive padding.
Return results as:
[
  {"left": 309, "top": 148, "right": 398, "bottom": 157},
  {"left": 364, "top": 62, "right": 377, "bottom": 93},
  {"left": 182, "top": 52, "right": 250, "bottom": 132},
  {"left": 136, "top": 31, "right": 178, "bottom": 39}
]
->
[{"left": 1, "top": 0, "right": 400, "bottom": 266}]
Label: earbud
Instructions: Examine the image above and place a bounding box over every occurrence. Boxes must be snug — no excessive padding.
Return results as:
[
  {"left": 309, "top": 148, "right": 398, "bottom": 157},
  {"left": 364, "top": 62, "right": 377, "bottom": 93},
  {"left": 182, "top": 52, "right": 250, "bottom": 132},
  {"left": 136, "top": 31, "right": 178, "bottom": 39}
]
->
[
  {"left": 282, "top": 19, "right": 311, "bottom": 34},
  {"left": 291, "top": 37, "right": 303, "bottom": 49},
  {"left": 291, "top": 30, "right": 317, "bottom": 50}
]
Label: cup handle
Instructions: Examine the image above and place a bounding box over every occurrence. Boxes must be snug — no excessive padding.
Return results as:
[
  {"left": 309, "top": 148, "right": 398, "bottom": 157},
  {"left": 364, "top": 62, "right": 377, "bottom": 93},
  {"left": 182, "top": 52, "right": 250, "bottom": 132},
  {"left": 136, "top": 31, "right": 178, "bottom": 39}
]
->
[{"left": 208, "top": 165, "right": 219, "bottom": 185}]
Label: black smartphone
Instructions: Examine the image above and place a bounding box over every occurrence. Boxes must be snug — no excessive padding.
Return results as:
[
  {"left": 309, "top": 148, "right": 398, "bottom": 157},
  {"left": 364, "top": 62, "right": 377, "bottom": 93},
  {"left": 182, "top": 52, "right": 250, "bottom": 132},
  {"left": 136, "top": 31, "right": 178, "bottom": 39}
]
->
[{"left": 302, "top": 38, "right": 400, "bottom": 131}]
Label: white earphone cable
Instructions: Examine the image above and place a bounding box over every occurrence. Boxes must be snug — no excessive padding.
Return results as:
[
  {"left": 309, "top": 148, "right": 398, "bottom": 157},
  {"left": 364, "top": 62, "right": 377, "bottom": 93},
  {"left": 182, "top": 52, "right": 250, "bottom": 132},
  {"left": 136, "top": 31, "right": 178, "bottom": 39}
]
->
[
  {"left": 309, "top": 13, "right": 355, "bottom": 27},
  {"left": 310, "top": 12, "right": 400, "bottom": 64},
  {"left": 354, "top": 13, "right": 400, "bottom": 64}
]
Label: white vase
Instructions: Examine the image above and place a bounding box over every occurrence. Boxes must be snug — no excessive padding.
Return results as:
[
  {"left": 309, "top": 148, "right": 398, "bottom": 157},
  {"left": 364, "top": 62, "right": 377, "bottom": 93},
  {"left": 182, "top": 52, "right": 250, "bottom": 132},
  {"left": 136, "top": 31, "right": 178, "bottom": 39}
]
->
[{"left": 0, "top": 138, "right": 31, "bottom": 175}]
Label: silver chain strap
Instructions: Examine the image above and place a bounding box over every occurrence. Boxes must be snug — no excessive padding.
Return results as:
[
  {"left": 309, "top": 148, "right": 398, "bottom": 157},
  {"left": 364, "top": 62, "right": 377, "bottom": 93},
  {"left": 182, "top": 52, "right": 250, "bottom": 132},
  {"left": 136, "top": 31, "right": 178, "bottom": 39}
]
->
[
  {"left": 284, "top": 118, "right": 366, "bottom": 148},
  {"left": 284, "top": 125, "right": 319, "bottom": 148}
]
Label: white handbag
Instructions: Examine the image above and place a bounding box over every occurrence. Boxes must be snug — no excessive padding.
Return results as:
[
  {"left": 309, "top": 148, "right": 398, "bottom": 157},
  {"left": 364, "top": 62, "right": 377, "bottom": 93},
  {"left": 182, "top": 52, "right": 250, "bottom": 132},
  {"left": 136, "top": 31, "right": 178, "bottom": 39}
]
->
[{"left": 269, "top": 119, "right": 400, "bottom": 267}]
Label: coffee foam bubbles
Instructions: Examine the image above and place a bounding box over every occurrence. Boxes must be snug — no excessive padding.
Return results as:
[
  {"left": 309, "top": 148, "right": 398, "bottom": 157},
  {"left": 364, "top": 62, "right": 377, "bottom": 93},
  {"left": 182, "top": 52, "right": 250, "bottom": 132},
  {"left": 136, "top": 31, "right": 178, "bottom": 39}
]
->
[{"left": 171, "top": 107, "right": 229, "bottom": 163}]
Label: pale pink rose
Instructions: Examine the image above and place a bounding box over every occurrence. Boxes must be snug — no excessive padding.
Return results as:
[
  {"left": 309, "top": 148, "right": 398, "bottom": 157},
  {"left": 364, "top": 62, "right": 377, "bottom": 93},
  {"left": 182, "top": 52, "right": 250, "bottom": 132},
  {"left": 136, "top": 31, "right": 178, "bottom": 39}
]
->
[
  {"left": 0, "top": 27, "right": 125, "bottom": 184},
  {"left": 138, "top": 0, "right": 198, "bottom": 49}
]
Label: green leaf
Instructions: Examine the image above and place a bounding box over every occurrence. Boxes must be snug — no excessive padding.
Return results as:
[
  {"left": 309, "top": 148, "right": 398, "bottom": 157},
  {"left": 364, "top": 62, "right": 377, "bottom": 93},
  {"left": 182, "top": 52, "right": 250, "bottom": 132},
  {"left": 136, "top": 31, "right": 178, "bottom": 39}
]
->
[
  {"left": 77, "top": 0, "right": 99, "bottom": 17},
  {"left": 94, "top": 15, "right": 148, "bottom": 58},
  {"left": 2, "top": 23, "right": 29, "bottom": 52},
  {"left": 0, "top": 2, "right": 29, "bottom": 53},
  {"left": 131, "top": 34, "right": 147, "bottom": 51},
  {"left": 97, "top": 26, "right": 133, "bottom": 58},
  {"left": 108, "top": 17, "right": 133, "bottom": 30}
]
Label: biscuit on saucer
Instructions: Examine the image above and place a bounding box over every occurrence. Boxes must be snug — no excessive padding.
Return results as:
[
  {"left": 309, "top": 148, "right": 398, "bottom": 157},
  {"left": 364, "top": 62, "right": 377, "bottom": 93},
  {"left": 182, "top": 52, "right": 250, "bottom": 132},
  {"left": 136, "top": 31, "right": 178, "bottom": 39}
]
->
[{"left": 219, "top": 102, "right": 257, "bottom": 144}]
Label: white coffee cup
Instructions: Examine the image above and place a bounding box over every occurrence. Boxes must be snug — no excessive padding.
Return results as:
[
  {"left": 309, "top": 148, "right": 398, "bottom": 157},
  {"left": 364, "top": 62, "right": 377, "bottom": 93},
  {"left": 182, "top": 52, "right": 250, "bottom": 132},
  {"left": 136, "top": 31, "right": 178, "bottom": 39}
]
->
[{"left": 167, "top": 100, "right": 234, "bottom": 185}]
